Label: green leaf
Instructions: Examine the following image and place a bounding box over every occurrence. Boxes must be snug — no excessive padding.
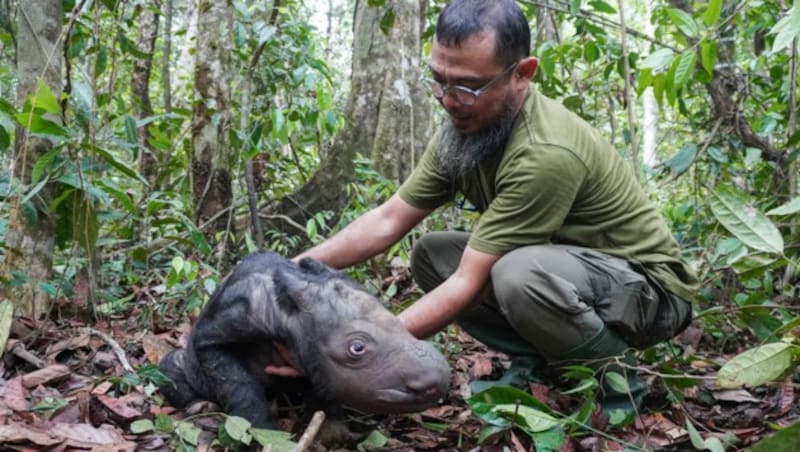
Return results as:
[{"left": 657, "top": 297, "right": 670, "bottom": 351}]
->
[
  {"left": 588, "top": 0, "right": 616, "bottom": 14},
  {"left": 769, "top": 6, "right": 800, "bottom": 53},
  {"left": 0, "top": 97, "right": 16, "bottom": 116},
  {"left": 72, "top": 191, "right": 99, "bottom": 253},
  {"left": 379, "top": 8, "right": 395, "bottom": 35},
  {"left": 686, "top": 420, "right": 725, "bottom": 452},
  {"left": 33, "top": 79, "right": 61, "bottom": 113},
  {"left": 130, "top": 419, "right": 154, "bottom": 434},
  {"left": 175, "top": 421, "right": 200, "bottom": 446},
  {"left": 94, "top": 146, "right": 149, "bottom": 185},
  {"left": 250, "top": 428, "right": 297, "bottom": 450},
  {"left": 154, "top": 414, "right": 174, "bottom": 433},
  {"left": 766, "top": 197, "right": 800, "bottom": 216},
  {"left": 0, "top": 125, "right": 9, "bottom": 150},
  {"left": 604, "top": 371, "right": 630, "bottom": 393},
  {"left": 493, "top": 403, "right": 562, "bottom": 432},
  {"left": 96, "top": 180, "right": 138, "bottom": 216},
  {"left": 640, "top": 48, "right": 674, "bottom": 71},
  {"left": 667, "top": 8, "right": 699, "bottom": 38},
  {"left": 357, "top": 430, "right": 389, "bottom": 451},
  {"left": 750, "top": 421, "right": 800, "bottom": 452},
  {"left": 223, "top": 416, "right": 251, "bottom": 443},
  {"left": 31, "top": 148, "right": 61, "bottom": 184},
  {"left": 14, "top": 113, "right": 68, "bottom": 137},
  {"left": 703, "top": 0, "right": 723, "bottom": 26},
  {"left": 672, "top": 51, "right": 697, "bottom": 92},
  {"left": 730, "top": 253, "right": 780, "bottom": 275},
  {"left": 717, "top": 342, "right": 794, "bottom": 388},
  {"left": 709, "top": 189, "right": 784, "bottom": 255},
  {"left": 0, "top": 300, "right": 13, "bottom": 359},
  {"left": 665, "top": 143, "right": 696, "bottom": 174},
  {"left": 701, "top": 40, "right": 717, "bottom": 74}
]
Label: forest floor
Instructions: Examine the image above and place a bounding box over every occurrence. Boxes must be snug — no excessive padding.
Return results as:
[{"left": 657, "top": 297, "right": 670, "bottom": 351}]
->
[{"left": 0, "top": 276, "right": 798, "bottom": 451}]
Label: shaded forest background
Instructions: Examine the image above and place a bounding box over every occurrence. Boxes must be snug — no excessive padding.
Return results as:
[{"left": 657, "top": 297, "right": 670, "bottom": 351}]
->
[{"left": 0, "top": 0, "right": 799, "bottom": 450}]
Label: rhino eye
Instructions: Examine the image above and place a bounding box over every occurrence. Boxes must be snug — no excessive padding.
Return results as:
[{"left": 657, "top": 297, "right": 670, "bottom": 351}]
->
[{"left": 348, "top": 339, "right": 367, "bottom": 356}]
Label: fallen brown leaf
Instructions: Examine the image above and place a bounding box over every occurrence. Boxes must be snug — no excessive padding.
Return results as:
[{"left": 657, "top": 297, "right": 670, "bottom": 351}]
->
[
  {"left": 2, "top": 376, "right": 30, "bottom": 412},
  {"left": 21, "top": 364, "right": 71, "bottom": 389}
]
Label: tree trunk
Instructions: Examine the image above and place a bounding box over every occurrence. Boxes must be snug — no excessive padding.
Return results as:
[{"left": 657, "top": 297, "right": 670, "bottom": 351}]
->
[
  {"left": 370, "top": 0, "right": 430, "bottom": 181},
  {"left": 268, "top": 0, "right": 429, "bottom": 245},
  {"left": 133, "top": 0, "right": 161, "bottom": 186},
  {"left": 191, "top": 0, "right": 234, "bottom": 259},
  {"left": 1, "top": 0, "right": 63, "bottom": 319}
]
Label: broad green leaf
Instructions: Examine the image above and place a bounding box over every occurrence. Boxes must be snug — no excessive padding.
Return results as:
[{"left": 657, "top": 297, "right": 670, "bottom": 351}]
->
[
  {"left": 171, "top": 256, "right": 185, "bottom": 274},
  {"left": 730, "top": 254, "right": 782, "bottom": 276},
  {"left": 637, "top": 68, "right": 653, "bottom": 97},
  {"left": 532, "top": 426, "right": 566, "bottom": 450},
  {"left": 667, "top": 8, "right": 699, "bottom": 38},
  {"left": 709, "top": 190, "right": 784, "bottom": 255},
  {"left": 0, "top": 300, "right": 13, "bottom": 359},
  {"left": 130, "top": 419, "right": 154, "bottom": 434},
  {"left": 0, "top": 125, "right": 9, "bottom": 150},
  {"left": 94, "top": 146, "right": 149, "bottom": 185},
  {"left": 767, "top": 197, "right": 800, "bottom": 216},
  {"left": 717, "top": 342, "right": 794, "bottom": 388},
  {"left": 673, "top": 52, "right": 697, "bottom": 92},
  {"left": 701, "top": 40, "right": 717, "bottom": 75},
  {"left": 750, "top": 421, "right": 800, "bottom": 451},
  {"left": 604, "top": 371, "right": 630, "bottom": 393},
  {"left": 588, "top": 0, "right": 616, "bottom": 14},
  {"left": 96, "top": 181, "right": 138, "bottom": 216},
  {"left": 665, "top": 143, "right": 696, "bottom": 174},
  {"left": 493, "top": 403, "right": 561, "bottom": 432},
  {"left": 14, "top": 113, "right": 68, "bottom": 137},
  {"left": 379, "top": 8, "right": 395, "bottom": 35},
  {"left": 33, "top": 79, "right": 61, "bottom": 113},
  {"left": 73, "top": 191, "right": 99, "bottom": 253},
  {"left": 175, "top": 421, "right": 200, "bottom": 446},
  {"left": 251, "top": 428, "right": 296, "bottom": 451},
  {"left": 687, "top": 420, "right": 726, "bottom": 452},
  {"left": 0, "top": 97, "right": 16, "bottom": 116},
  {"left": 703, "top": 0, "right": 723, "bottom": 26},
  {"left": 769, "top": 6, "right": 800, "bottom": 53},
  {"left": 31, "top": 148, "right": 61, "bottom": 184},
  {"left": 640, "top": 48, "right": 674, "bottom": 71},
  {"left": 223, "top": 416, "right": 251, "bottom": 443},
  {"left": 357, "top": 430, "right": 389, "bottom": 451}
]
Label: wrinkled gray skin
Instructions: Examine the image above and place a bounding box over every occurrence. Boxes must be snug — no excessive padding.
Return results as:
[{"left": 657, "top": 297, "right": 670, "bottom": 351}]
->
[{"left": 158, "top": 252, "right": 451, "bottom": 428}]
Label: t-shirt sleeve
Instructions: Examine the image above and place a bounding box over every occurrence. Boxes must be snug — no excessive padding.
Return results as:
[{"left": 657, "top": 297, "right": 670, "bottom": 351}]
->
[
  {"left": 468, "top": 143, "right": 588, "bottom": 255},
  {"left": 397, "top": 130, "right": 454, "bottom": 210}
]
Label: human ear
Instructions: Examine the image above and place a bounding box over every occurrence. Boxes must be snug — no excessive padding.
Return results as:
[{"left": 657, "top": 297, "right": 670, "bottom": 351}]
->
[{"left": 517, "top": 57, "right": 538, "bottom": 80}]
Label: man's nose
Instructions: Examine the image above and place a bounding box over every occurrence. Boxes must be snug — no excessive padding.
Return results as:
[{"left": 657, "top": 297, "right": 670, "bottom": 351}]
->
[{"left": 439, "top": 91, "right": 461, "bottom": 110}]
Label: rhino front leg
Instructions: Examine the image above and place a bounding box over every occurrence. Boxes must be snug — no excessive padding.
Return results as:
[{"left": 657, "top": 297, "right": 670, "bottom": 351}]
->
[
  {"left": 158, "top": 349, "right": 199, "bottom": 408},
  {"left": 197, "top": 346, "right": 277, "bottom": 429}
]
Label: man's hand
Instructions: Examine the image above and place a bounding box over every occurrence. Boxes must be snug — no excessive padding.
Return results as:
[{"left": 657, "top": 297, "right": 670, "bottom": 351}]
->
[{"left": 265, "top": 341, "right": 304, "bottom": 377}]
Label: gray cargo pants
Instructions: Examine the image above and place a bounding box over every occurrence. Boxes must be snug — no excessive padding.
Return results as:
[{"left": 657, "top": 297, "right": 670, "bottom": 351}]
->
[{"left": 409, "top": 231, "right": 692, "bottom": 362}]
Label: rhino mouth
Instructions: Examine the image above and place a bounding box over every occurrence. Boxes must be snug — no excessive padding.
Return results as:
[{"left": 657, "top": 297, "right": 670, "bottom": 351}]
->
[{"left": 370, "top": 387, "right": 446, "bottom": 411}]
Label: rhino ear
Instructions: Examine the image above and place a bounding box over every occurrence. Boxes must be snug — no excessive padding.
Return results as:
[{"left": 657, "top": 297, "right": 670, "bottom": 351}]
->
[
  {"left": 297, "top": 257, "right": 337, "bottom": 277},
  {"left": 277, "top": 268, "right": 315, "bottom": 311}
]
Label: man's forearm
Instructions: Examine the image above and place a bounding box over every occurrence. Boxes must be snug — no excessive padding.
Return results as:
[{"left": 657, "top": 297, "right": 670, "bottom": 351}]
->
[{"left": 295, "top": 208, "right": 398, "bottom": 268}]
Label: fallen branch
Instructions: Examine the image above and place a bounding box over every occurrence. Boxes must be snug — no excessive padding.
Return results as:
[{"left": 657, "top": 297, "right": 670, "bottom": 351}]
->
[
  {"left": 290, "top": 410, "right": 326, "bottom": 452},
  {"left": 80, "top": 327, "right": 134, "bottom": 374}
]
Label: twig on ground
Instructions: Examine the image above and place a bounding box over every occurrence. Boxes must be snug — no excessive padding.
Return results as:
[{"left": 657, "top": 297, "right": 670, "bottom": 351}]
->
[
  {"left": 11, "top": 342, "right": 46, "bottom": 369},
  {"left": 80, "top": 327, "right": 135, "bottom": 373},
  {"left": 291, "top": 410, "right": 326, "bottom": 452}
]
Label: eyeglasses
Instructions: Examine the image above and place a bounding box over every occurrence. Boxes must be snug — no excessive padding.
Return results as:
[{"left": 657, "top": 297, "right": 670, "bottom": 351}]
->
[{"left": 423, "top": 62, "right": 518, "bottom": 106}]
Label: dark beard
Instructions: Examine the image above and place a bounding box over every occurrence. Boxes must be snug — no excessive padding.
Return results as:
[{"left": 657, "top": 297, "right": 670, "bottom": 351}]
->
[{"left": 437, "top": 102, "right": 517, "bottom": 179}]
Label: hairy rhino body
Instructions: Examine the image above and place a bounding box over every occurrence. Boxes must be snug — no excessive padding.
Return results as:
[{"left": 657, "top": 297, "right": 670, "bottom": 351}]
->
[{"left": 158, "top": 252, "right": 450, "bottom": 428}]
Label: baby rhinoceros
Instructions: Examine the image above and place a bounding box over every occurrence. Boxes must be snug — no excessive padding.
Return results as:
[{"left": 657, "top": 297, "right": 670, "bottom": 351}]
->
[{"left": 158, "top": 251, "right": 451, "bottom": 428}]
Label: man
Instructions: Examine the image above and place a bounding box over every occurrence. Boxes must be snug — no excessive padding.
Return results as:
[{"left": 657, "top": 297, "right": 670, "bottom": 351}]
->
[{"left": 270, "top": 0, "right": 698, "bottom": 412}]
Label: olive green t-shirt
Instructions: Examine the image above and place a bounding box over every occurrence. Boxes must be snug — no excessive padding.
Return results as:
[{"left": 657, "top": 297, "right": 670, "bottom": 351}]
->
[{"left": 398, "top": 84, "right": 699, "bottom": 301}]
